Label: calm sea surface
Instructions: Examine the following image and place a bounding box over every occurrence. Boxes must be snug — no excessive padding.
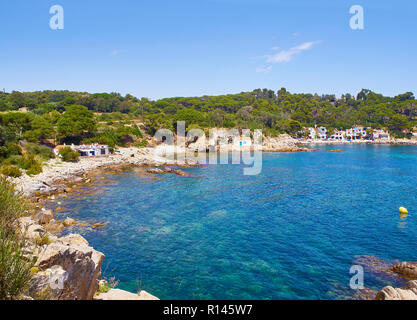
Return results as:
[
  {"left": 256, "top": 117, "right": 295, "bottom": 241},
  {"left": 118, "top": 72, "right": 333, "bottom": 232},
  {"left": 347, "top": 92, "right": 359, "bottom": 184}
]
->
[{"left": 51, "top": 145, "right": 417, "bottom": 299}]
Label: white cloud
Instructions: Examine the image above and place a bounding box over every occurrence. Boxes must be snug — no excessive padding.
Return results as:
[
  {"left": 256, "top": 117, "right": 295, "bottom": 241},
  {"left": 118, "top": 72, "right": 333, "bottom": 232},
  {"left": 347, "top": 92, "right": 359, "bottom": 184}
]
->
[
  {"left": 265, "top": 41, "right": 321, "bottom": 64},
  {"left": 110, "top": 50, "right": 121, "bottom": 56},
  {"left": 256, "top": 66, "right": 272, "bottom": 73}
]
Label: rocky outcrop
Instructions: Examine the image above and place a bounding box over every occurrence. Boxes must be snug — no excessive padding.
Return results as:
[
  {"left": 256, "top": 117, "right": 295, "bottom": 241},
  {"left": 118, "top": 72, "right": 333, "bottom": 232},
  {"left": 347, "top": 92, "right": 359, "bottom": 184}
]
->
[
  {"left": 94, "top": 289, "right": 159, "bottom": 300},
  {"left": 146, "top": 167, "right": 188, "bottom": 176},
  {"left": 18, "top": 217, "right": 46, "bottom": 240},
  {"left": 262, "top": 134, "right": 310, "bottom": 152},
  {"left": 12, "top": 147, "right": 198, "bottom": 198},
  {"left": 376, "top": 281, "right": 417, "bottom": 300},
  {"left": 63, "top": 217, "right": 77, "bottom": 227},
  {"left": 374, "top": 261, "right": 417, "bottom": 300},
  {"left": 20, "top": 213, "right": 159, "bottom": 300},
  {"left": 391, "top": 262, "right": 417, "bottom": 280},
  {"left": 30, "top": 234, "right": 105, "bottom": 300},
  {"left": 35, "top": 209, "right": 54, "bottom": 225}
]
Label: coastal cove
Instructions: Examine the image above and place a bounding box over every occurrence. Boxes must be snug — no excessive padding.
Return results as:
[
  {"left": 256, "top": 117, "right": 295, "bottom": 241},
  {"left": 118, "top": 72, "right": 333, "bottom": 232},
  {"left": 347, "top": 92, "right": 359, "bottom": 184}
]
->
[{"left": 45, "top": 144, "right": 417, "bottom": 300}]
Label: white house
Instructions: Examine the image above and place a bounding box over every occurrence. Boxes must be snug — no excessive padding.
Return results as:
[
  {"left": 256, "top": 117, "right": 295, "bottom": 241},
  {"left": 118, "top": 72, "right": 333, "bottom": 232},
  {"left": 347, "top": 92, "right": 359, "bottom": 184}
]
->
[
  {"left": 54, "top": 144, "right": 110, "bottom": 157},
  {"left": 307, "top": 128, "right": 316, "bottom": 139},
  {"left": 330, "top": 130, "right": 345, "bottom": 141},
  {"left": 373, "top": 129, "right": 390, "bottom": 140},
  {"left": 317, "top": 127, "right": 327, "bottom": 140},
  {"left": 73, "top": 144, "right": 110, "bottom": 157}
]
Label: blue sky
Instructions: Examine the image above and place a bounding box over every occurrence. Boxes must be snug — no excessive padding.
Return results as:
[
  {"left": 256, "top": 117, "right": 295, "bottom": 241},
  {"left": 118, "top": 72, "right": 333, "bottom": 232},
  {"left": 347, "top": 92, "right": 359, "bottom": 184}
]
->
[{"left": 0, "top": 0, "right": 416, "bottom": 99}]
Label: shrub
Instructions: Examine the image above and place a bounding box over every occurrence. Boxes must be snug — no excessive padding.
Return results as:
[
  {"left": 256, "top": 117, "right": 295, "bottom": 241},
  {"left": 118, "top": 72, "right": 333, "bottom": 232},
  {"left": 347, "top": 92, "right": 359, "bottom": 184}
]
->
[
  {"left": 131, "top": 125, "right": 143, "bottom": 138},
  {"left": 1, "top": 166, "right": 22, "bottom": 178},
  {"left": 97, "top": 282, "right": 111, "bottom": 294},
  {"left": 0, "top": 143, "right": 21, "bottom": 159},
  {"left": 0, "top": 229, "right": 36, "bottom": 300},
  {"left": 0, "top": 176, "right": 27, "bottom": 234},
  {"left": 34, "top": 233, "right": 51, "bottom": 246},
  {"left": 58, "top": 146, "right": 80, "bottom": 162},
  {"left": 19, "top": 155, "right": 43, "bottom": 176},
  {"left": 24, "top": 143, "right": 55, "bottom": 161},
  {"left": 135, "top": 139, "right": 148, "bottom": 148},
  {"left": 2, "top": 155, "right": 22, "bottom": 166},
  {"left": 0, "top": 177, "right": 36, "bottom": 300}
]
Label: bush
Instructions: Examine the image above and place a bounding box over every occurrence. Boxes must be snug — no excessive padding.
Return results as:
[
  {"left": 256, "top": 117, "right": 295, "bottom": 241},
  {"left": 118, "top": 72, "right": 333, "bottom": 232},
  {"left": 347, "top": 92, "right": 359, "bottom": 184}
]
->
[
  {"left": 34, "top": 233, "right": 51, "bottom": 246},
  {"left": 0, "top": 143, "right": 21, "bottom": 159},
  {"left": 1, "top": 166, "right": 22, "bottom": 178},
  {"left": 24, "top": 143, "right": 55, "bottom": 161},
  {"left": 135, "top": 139, "right": 148, "bottom": 148},
  {"left": 19, "top": 155, "right": 43, "bottom": 176},
  {"left": 97, "top": 282, "right": 111, "bottom": 294},
  {"left": 0, "top": 176, "right": 27, "bottom": 233},
  {"left": 58, "top": 146, "right": 80, "bottom": 162},
  {"left": 131, "top": 124, "right": 143, "bottom": 138},
  {"left": 0, "top": 229, "right": 36, "bottom": 300},
  {"left": 0, "top": 177, "right": 36, "bottom": 300}
]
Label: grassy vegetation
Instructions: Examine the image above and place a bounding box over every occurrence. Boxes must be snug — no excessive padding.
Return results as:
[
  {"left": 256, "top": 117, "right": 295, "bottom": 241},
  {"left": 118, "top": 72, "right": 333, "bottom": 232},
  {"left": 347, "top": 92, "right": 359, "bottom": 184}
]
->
[
  {"left": 0, "top": 165, "right": 22, "bottom": 178},
  {"left": 0, "top": 176, "right": 35, "bottom": 300},
  {"left": 97, "top": 282, "right": 111, "bottom": 294},
  {"left": 58, "top": 146, "right": 80, "bottom": 162}
]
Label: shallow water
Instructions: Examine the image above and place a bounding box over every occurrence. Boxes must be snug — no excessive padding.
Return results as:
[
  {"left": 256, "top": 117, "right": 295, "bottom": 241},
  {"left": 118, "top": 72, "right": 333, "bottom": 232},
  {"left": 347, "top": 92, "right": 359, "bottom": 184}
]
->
[{"left": 51, "top": 145, "right": 417, "bottom": 299}]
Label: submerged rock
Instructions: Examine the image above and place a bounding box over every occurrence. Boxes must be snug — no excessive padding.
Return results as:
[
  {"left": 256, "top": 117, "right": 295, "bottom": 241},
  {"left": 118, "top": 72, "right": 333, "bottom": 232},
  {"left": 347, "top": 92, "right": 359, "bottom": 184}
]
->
[
  {"left": 91, "top": 222, "right": 106, "bottom": 229},
  {"left": 353, "top": 255, "right": 398, "bottom": 277},
  {"left": 63, "top": 217, "right": 77, "bottom": 227}
]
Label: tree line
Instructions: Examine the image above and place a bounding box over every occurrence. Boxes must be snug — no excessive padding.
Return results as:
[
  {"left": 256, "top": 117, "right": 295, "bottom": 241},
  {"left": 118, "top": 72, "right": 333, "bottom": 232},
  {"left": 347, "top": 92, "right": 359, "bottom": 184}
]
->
[
  {"left": 1, "top": 88, "right": 415, "bottom": 137},
  {"left": 0, "top": 88, "right": 415, "bottom": 176}
]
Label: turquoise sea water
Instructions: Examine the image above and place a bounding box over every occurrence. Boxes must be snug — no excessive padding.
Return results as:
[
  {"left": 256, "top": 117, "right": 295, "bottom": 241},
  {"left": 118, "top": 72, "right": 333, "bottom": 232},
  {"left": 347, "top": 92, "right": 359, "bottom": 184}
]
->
[{"left": 51, "top": 145, "right": 417, "bottom": 299}]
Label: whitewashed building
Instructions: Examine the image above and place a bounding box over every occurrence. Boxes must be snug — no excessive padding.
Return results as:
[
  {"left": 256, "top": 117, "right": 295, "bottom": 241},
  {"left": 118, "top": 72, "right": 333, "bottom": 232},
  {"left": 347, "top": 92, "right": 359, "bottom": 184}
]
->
[
  {"left": 54, "top": 144, "right": 110, "bottom": 157},
  {"left": 317, "top": 127, "right": 327, "bottom": 140},
  {"left": 372, "top": 129, "right": 390, "bottom": 140},
  {"left": 73, "top": 144, "right": 110, "bottom": 157},
  {"left": 307, "top": 128, "right": 317, "bottom": 139},
  {"left": 330, "top": 130, "right": 345, "bottom": 141}
]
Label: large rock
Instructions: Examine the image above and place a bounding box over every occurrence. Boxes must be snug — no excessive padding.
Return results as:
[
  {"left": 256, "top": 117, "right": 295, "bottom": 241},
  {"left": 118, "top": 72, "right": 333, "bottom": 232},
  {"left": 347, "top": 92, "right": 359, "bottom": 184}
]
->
[
  {"left": 18, "top": 217, "right": 46, "bottom": 240},
  {"left": 376, "top": 281, "right": 417, "bottom": 300},
  {"left": 35, "top": 209, "right": 54, "bottom": 225},
  {"left": 58, "top": 234, "right": 89, "bottom": 247},
  {"left": 94, "top": 289, "right": 159, "bottom": 300},
  {"left": 32, "top": 234, "right": 104, "bottom": 300},
  {"left": 63, "top": 217, "right": 77, "bottom": 227},
  {"left": 392, "top": 262, "right": 417, "bottom": 280}
]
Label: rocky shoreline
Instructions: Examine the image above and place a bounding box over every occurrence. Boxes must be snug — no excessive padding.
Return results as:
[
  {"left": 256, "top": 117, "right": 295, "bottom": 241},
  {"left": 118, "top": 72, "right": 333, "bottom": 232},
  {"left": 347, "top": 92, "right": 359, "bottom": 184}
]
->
[
  {"left": 11, "top": 146, "right": 196, "bottom": 300},
  {"left": 18, "top": 214, "right": 159, "bottom": 300},
  {"left": 299, "top": 138, "right": 417, "bottom": 145},
  {"left": 9, "top": 139, "right": 417, "bottom": 300},
  {"left": 13, "top": 146, "right": 200, "bottom": 199},
  {"left": 13, "top": 134, "right": 310, "bottom": 199}
]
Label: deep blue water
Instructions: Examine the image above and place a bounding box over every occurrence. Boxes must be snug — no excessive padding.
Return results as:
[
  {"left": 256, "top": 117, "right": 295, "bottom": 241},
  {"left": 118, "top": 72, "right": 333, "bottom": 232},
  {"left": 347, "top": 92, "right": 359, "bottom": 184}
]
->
[{"left": 50, "top": 145, "right": 417, "bottom": 299}]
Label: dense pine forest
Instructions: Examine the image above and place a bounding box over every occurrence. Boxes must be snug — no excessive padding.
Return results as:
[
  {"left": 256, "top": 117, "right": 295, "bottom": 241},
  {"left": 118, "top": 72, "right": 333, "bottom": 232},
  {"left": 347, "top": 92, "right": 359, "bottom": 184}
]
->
[{"left": 0, "top": 88, "right": 416, "bottom": 177}]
